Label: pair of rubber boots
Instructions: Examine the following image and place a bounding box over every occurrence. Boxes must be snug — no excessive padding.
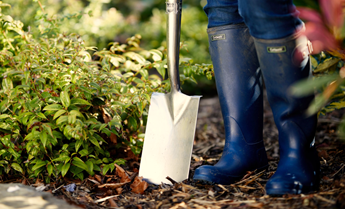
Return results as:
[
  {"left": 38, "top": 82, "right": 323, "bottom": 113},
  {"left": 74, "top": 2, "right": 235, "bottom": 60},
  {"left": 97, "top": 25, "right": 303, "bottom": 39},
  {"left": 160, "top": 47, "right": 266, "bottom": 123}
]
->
[{"left": 193, "top": 24, "right": 320, "bottom": 196}]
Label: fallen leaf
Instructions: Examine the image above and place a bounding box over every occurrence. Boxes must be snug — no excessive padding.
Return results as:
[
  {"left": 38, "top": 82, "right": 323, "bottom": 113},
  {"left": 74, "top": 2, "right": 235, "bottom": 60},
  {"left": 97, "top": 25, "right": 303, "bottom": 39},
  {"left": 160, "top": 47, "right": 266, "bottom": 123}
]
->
[
  {"left": 109, "top": 199, "right": 118, "bottom": 208},
  {"left": 94, "top": 174, "right": 102, "bottom": 183},
  {"left": 115, "top": 164, "right": 131, "bottom": 183},
  {"left": 116, "top": 187, "right": 123, "bottom": 194},
  {"left": 110, "top": 133, "right": 117, "bottom": 144},
  {"left": 130, "top": 176, "right": 148, "bottom": 194}
]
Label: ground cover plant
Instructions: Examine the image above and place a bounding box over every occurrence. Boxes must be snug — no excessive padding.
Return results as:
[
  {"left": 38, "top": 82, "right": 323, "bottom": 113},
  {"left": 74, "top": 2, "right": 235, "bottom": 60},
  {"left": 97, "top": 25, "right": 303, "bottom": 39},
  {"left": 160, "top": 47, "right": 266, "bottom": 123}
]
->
[{"left": 0, "top": 1, "right": 212, "bottom": 184}]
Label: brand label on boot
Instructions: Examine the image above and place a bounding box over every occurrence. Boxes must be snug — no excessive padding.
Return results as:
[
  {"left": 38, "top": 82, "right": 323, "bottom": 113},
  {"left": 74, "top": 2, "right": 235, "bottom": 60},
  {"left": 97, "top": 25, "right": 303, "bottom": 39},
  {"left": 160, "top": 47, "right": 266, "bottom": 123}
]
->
[
  {"left": 267, "top": 46, "right": 286, "bottom": 53},
  {"left": 211, "top": 34, "right": 226, "bottom": 41}
]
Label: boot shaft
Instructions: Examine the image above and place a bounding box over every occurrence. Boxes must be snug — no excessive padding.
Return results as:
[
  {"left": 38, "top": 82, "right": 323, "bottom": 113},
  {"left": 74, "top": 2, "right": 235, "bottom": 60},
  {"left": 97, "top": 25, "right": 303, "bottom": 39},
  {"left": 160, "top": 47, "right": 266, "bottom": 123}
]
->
[
  {"left": 208, "top": 24, "right": 263, "bottom": 145},
  {"left": 253, "top": 34, "right": 317, "bottom": 155}
]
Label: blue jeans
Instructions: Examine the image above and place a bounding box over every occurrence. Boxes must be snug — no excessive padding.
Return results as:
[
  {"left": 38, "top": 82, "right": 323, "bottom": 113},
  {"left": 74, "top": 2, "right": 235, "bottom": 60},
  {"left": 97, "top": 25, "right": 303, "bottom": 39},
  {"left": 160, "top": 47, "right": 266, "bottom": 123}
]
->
[{"left": 204, "top": 0, "right": 302, "bottom": 39}]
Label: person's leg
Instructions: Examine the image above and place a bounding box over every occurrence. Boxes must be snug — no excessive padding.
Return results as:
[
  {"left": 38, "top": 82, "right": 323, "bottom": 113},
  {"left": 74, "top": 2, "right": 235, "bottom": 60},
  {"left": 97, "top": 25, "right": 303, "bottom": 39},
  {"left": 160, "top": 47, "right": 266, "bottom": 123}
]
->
[
  {"left": 193, "top": 0, "right": 268, "bottom": 185},
  {"left": 238, "top": 0, "right": 320, "bottom": 195},
  {"left": 204, "top": 0, "right": 244, "bottom": 28}
]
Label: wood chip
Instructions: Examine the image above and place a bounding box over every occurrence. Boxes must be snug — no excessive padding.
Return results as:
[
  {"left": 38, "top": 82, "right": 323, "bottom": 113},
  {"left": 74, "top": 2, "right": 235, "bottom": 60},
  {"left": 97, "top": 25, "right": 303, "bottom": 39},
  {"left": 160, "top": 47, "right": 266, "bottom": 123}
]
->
[
  {"left": 94, "top": 195, "right": 119, "bottom": 203},
  {"left": 314, "top": 194, "right": 336, "bottom": 205}
]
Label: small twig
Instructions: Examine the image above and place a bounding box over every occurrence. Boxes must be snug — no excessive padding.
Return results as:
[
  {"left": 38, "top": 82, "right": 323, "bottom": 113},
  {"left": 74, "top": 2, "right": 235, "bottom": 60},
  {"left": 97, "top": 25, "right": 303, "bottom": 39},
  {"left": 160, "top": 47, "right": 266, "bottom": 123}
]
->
[
  {"left": 37, "top": 0, "right": 45, "bottom": 13},
  {"left": 166, "top": 176, "right": 178, "bottom": 185},
  {"left": 237, "top": 185, "right": 257, "bottom": 190},
  {"left": 314, "top": 194, "right": 336, "bottom": 205},
  {"left": 94, "top": 195, "right": 119, "bottom": 203},
  {"left": 256, "top": 181, "right": 266, "bottom": 194},
  {"left": 233, "top": 170, "right": 266, "bottom": 185},
  {"left": 217, "top": 184, "right": 229, "bottom": 192},
  {"left": 331, "top": 163, "right": 345, "bottom": 178},
  {"left": 52, "top": 184, "right": 64, "bottom": 193},
  {"left": 318, "top": 189, "right": 339, "bottom": 195}
]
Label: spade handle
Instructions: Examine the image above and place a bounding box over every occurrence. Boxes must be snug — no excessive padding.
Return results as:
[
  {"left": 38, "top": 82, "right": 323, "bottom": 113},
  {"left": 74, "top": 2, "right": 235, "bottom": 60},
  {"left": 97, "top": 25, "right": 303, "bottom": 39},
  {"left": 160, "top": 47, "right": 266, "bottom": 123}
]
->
[{"left": 166, "top": 0, "right": 182, "bottom": 93}]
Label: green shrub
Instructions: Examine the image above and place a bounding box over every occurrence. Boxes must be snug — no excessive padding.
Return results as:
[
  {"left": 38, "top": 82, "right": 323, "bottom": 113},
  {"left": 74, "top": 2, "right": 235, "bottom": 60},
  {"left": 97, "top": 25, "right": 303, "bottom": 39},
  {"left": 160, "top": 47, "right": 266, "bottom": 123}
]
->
[{"left": 0, "top": 2, "right": 212, "bottom": 182}]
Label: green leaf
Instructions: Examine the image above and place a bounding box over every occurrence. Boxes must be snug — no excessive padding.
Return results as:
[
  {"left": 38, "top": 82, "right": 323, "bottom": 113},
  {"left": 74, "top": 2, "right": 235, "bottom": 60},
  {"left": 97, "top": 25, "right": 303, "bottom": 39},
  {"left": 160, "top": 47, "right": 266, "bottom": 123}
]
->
[
  {"left": 40, "top": 131, "right": 48, "bottom": 147},
  {"left": 2, "top": 77, "right": 13, "bottom": 91},
  {"left": 290, "top": 74, "right": 339, "bottom": 97},
  {"left": 131, "top": 146, "right": 141, "bottom": 156},
  {"left": 8, "top": 148, "right": 20, "bottom": 159},
  {"left": 102, "top": 164, "right": 111, "bottom": 175},
  {"left": 124, "top": 52, "right": 146, "bottom": 64},
  {"left": 56, "top": 116, "right": 68, "bottom": 125},
  {"left": 61, "top": 163, "right": 70, "bottom": 177},
  {"left": 53, "top": 155, "right": 70, "bottom": 162},
  {"left": 0, "top": 149, "right": 7, "bottom": 156},
  {"left": 0, "top": 114, "right": 10, "bottom": 120},
  {"left": 36, "top": 112, "right": 47, "bottom": 120},
  {"left": 47, "top": 164, "right": 53, "bottom": 176},
  {"left": 42, "top": 123, "right": 53, "bottom": 137},
  {"left": 307, "top": 94, "right": 328, "bottom": 115},
  {"left": 114, "top": 158, "right": 126, "bottom": 165},
  {"left": 127, "top": 116, "right": 138, "bottom": 132},
  {"left": 11, "top": 163, "right": 24, "bottom": 174},
  {"left": 314, "top": 58, "right": 341, "bottom": 73},
  {"left": 70, "top": 165, "right": 83, "bottom": 175},
  {"left": 70, "top": 110, "right": 84, "bottom": 119},
  {"left": 0, "top": 122, "right": 11, "bottom": 130},
  {"left": 89, "top": 136, "right": 101, "bottom": 148},
  {"left": 79, "top": 149, "right": 89, "bottom": 157},
  {"left": 68, "top": 114, "right": 76, "bottom": 124},
  {"left": 0, "top": 3, "right": 11, "bottom": 7},
  {"left": 60, "top": 90, "right": 71, "bottom": 108},
  {"left": 72, "top": 157, "right": 88, "bottom": 171},
  {"left": 75, "top": 172, "right": 84, "bottom": 180},
  {"left": 0, "top": 99, "right": 9, "bottom": 113},
  {"left": 70, "top": 98, "right": 92, "bottom": 106},
  {"left": 150, "top": 49, "right": 163, "bottom": 61},
  {"left": 43, "top": 104, "right": 63, "bottom": 111},
  {"left": 32, "top": 160, "right": 47, "bottom": 171},
  {"left": 86, "top": 160, "right": 94, "bottom": 175},
  {"left": 53, "top": 110, "right": 66, "bottom": 120}
]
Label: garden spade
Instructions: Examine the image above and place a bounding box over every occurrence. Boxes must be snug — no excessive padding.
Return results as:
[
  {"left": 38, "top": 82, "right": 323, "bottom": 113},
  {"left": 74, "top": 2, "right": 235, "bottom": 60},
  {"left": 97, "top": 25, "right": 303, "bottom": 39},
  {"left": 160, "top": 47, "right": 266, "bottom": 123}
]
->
[{"left": 138, "top": 0, "right": 201, "bottom": 185}]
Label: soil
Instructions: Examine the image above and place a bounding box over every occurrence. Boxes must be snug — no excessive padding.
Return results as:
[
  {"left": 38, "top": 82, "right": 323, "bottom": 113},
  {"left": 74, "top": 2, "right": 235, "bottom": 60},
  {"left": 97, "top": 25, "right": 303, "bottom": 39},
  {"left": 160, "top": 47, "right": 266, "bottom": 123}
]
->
[{"left": 7, "top": 94, "right": 345, "bottom": 208}]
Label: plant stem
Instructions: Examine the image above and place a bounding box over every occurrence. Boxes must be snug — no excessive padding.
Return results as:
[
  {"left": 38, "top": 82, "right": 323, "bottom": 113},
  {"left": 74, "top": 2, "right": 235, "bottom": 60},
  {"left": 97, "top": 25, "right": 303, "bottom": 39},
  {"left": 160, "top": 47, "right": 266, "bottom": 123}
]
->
[
  {"left": 37, "top": 0, "right": 45, "bottom": 13},
  {"left": 2, "top": 31, "right": 15, "bottom": 50}
]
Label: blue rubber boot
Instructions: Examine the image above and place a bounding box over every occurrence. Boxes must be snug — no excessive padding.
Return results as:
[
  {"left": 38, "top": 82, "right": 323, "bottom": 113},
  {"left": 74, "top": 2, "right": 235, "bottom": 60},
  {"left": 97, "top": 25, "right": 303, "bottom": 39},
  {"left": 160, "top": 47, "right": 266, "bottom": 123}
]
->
[
  {"left": 253, "top": 35, "right": 320, "bottom": 195},
  {"left": 193, "top": 24, "right": 268, "bottom": 185}
]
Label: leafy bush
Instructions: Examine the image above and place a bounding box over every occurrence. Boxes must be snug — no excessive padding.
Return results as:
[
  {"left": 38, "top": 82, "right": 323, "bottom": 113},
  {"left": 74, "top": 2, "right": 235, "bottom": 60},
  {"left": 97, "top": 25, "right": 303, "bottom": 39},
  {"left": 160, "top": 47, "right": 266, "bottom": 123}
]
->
[
  {"left": 8, "top": 0, "right": 211, "bottom": 64},
  {"left": 0, "top": 2, "right": 212, "bottom": 182},
  {"left": 291, "top": 0, "right": 345, "bottom": 136}
]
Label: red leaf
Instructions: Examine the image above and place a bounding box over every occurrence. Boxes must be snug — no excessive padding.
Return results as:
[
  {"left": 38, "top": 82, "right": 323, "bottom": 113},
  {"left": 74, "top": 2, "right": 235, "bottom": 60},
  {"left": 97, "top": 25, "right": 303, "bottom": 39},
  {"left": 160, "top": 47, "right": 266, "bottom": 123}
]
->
[
  {"left": 302, "top": 22, "right": 339, "bottom": 53},
  {"left": 296, "top": 7, "right": 323, "bottom": 24},
  {"left": 130, "top": 176, "right": 148, "bottom": 194},
  {"left": 320, "top": 0, "right": 345, "bottom": 28}
]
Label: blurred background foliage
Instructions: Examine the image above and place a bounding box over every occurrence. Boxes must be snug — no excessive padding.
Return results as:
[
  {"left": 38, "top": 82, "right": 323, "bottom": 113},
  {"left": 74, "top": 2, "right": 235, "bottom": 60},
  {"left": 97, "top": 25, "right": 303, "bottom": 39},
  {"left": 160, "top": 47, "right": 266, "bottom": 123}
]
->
[{"left": 5, "top": 0, "right": 319, "bottom": 96}]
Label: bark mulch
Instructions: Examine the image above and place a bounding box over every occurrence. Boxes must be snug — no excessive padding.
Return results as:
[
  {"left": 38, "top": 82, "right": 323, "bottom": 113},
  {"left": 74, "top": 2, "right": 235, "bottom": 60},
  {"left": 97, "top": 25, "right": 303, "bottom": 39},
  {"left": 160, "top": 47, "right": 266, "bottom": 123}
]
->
[{"left": 8, "top": 96, "right": 345, "bottom": 208}]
